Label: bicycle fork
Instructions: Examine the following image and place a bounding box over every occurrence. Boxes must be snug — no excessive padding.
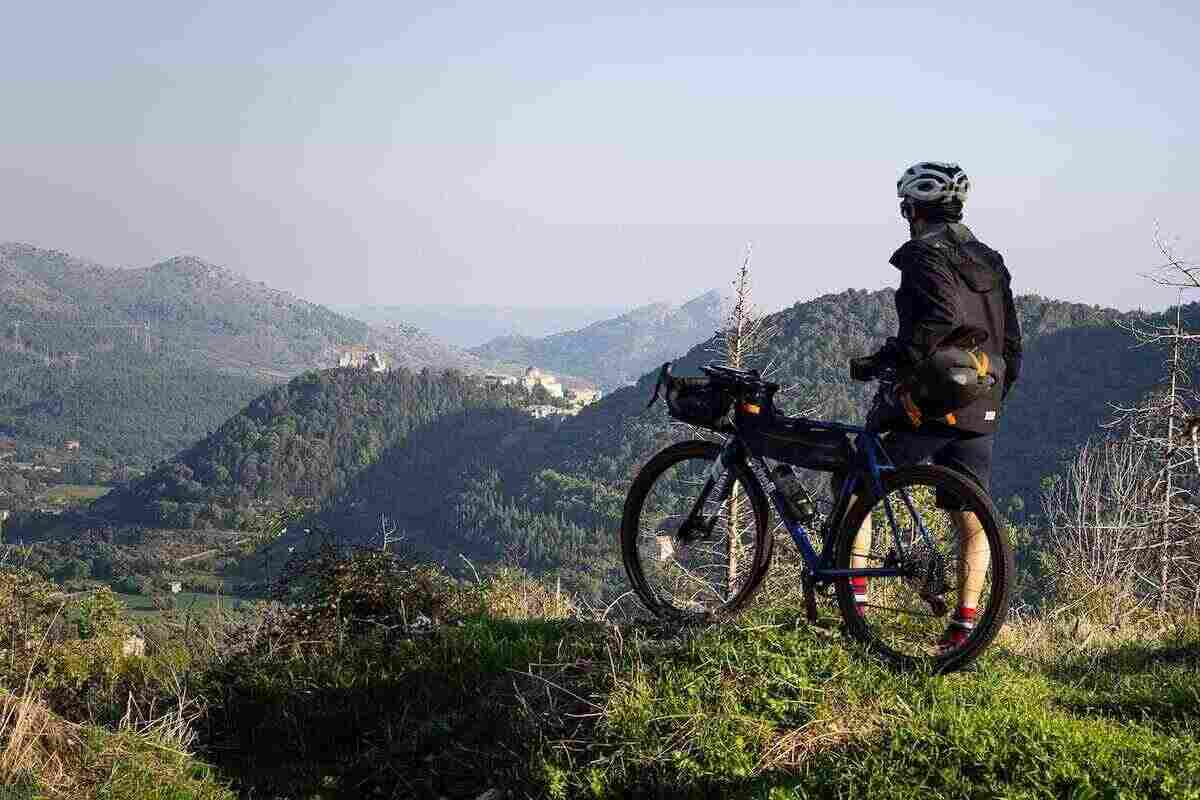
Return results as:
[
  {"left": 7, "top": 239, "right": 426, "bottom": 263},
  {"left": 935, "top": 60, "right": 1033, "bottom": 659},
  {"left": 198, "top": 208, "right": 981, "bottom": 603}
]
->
[{"left": 675, "top": 441, "right": 741, "bottom": 542}]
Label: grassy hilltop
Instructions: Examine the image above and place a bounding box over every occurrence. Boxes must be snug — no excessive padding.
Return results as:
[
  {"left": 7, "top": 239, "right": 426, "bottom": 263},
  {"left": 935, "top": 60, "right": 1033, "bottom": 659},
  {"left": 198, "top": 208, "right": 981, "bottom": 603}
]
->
[{"left": 0, "top": 547, "right": 1196, "bottom": 799}]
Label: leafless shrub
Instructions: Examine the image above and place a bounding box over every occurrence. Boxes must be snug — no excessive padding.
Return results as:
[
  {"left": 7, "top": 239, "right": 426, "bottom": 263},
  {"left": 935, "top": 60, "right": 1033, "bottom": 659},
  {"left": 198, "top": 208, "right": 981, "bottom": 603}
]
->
[
  {"left": 1104, "top": 231, "right": 1200, "bottom": 611},
  {"left": 1044, "top": 431, "right": 1200, "bottom": 621}
]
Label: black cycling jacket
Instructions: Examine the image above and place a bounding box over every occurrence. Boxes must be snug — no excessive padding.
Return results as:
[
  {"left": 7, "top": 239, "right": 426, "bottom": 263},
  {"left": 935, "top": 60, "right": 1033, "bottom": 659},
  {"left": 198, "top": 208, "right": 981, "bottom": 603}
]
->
[{"left": 881, "top": 222, "right": 1022, "bottom": 434}]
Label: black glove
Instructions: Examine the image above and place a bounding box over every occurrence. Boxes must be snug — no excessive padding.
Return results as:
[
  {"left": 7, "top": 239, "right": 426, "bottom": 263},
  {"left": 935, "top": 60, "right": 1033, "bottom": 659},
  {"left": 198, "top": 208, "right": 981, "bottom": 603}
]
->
[{"left": 850, "top": 355, "right": 881, "bottom": 382}]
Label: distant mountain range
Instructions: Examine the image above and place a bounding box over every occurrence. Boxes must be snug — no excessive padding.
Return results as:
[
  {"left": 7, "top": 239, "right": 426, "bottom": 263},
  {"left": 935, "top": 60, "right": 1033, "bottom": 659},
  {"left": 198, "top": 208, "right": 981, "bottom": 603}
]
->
[
  {"left": 0, "top": 242, "right": 729, "bottom": 462},
  {"left": 335, "top": 303, "right": 628, "bottom": 349},
  {"left": 0, "top": 243, "right": 479, "bottom": 462},
  {"left": 0, "top": 243, "right": 477, "bottom": 380},
  {"left": 469, "top": 289, "right": 726, "bottom": 390}
]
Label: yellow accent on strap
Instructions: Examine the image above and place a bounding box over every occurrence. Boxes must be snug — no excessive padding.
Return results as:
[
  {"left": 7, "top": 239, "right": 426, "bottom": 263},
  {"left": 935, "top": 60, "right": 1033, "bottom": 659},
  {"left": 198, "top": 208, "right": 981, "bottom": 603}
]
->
[
  {"left": 741, "top": 403, "right": 761, "bottom": 415},
  {"left": 900, "top": 391, "right": 922, "bottom": 428},
  {"left": 966, "top": 349, "right": 989, "bottom": 378}
]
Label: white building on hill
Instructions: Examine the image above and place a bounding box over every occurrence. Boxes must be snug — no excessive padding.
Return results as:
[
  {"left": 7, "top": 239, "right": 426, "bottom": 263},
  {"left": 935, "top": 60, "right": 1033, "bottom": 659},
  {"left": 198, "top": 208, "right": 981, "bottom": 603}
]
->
[
  {"left": 338, "top": 347, "right": 388, "bottom": 372},
  {"left": 570, "top": 388, "right": 601, "bottom": 405},
  {"left": 522, "top": 366, "right": 564, "bottom": 398}
]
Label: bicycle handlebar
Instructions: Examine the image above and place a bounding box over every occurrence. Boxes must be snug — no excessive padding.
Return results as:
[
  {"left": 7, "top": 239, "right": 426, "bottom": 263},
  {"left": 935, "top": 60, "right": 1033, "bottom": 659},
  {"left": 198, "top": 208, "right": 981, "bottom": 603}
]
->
[
  {"left": 700, "top": 362, "right": 780, "bottom": 392},
  {"left": 849, "top": 355, "right": 898, "bottom": 384}
]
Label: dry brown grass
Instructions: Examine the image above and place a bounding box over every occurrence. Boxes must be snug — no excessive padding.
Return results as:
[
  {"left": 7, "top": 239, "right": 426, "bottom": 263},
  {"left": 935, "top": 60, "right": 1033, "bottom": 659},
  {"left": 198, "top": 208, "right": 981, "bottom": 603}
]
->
[
  {"left": 999, "top": 595, "right": 1191, "bottom": 663},
  {"left": 0, "top": 684, "right": 222, "bottom": 799},
  {"left": 476, "top": 570, "right": 577, "bottom": 621},
  {"left": 0, "top": 689, "right": 79, "bottom": 794},
  {"left": 754, "top": 707, "right": 881, "bottom": 776}
]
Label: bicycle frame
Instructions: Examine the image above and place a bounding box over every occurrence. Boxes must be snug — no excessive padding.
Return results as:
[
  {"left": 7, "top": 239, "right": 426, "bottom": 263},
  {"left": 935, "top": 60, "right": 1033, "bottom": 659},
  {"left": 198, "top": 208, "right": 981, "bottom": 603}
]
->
[
  {"left": 653, "top": 360, "right": 938, "bottom": 589},
  {"left": 706, "top": 418, "right": 936, "bottom": 587}
]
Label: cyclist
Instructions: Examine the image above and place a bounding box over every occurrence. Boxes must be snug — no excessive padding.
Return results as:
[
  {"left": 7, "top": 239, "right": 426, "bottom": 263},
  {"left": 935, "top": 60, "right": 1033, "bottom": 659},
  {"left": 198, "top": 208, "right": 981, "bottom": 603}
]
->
[{"left": 850, "top": 161, "right": 1022, "bottom": 652}]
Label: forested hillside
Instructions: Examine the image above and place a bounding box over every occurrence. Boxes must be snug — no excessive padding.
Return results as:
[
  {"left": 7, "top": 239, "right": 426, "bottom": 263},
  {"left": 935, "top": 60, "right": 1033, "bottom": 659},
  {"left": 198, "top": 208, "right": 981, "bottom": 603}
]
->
[
  {"left": 470, "top": 289, "right": 725, "bottom": 389},
  {"left": 94, "top": 367, "right": 526, "bottom": 530},
  {"left": 0, "top": 243, "right": 480, "bottom": 463},
  {"left": 0, "top": 346, "right": 268, "bottom": 464}
]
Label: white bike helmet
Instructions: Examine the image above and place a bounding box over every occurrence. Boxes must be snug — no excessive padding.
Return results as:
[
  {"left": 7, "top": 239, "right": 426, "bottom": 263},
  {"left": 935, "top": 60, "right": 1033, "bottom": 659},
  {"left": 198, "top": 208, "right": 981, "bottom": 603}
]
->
[{"left": 897, "top": 162, "right": 971, "bottom": 205}]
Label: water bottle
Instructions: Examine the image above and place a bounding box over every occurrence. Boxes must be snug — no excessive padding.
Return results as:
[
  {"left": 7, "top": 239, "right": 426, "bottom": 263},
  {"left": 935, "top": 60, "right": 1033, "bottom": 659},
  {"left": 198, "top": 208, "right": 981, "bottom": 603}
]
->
[{"left": 772, "top": 465, "right": 817, "bottom": 525}]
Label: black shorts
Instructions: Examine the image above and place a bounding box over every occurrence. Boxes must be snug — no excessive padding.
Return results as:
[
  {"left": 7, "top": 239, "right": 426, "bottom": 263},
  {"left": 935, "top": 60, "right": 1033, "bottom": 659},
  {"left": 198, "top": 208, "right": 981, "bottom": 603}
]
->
[{"left": 880, "top": 427, "right": 994, "bottom": 510}]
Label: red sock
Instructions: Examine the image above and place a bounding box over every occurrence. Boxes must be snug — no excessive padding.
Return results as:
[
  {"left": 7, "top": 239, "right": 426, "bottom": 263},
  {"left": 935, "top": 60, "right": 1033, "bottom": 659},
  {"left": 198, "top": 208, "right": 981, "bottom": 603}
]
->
[
  {"left": 943, "top": 606, "right": 976, "bottom": 648},
  {"left": 850, "top": 576, "right": 868, "bottom": 613}
]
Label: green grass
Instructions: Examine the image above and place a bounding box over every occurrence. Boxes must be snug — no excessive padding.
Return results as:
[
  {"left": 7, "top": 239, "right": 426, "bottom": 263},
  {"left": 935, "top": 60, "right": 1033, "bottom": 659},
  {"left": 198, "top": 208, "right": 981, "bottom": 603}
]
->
[
  {"left": 191, "top": 590, "right": 1200, "bottom": 799},
  {"left": 201, "top": 614, "right": 608, "bottom": 798},
  {"left": 11, "top": 556, "right": 1200, "bottom": 798},
  {"left": 0, "top": 783, "right": 35, "bottom": 800},
  {"left": 78, "top": 726, "right": 236, "bottom": 800},
  {"left": 525, "top": 608, "right": 1200, "bottom": 799}
]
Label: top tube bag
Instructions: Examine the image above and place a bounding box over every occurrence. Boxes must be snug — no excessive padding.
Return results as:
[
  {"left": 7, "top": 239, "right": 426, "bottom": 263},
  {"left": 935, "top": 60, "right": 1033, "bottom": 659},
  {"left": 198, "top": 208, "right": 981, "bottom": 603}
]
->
[{"left": 737, "top": 405, "right": 853, "bottom": 473}]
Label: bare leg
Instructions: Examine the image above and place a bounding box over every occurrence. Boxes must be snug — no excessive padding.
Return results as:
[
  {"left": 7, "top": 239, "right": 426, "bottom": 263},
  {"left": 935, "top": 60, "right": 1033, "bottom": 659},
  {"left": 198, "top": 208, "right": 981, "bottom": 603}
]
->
[
  {"left": 851, "top": 509, "right": 873, "bottom": 570},
  {"left": 849, "top": 496, "right": 873, "bottom": 611},
  {"left": 952, "top": 510, "right": 990, "bottom": 609}
]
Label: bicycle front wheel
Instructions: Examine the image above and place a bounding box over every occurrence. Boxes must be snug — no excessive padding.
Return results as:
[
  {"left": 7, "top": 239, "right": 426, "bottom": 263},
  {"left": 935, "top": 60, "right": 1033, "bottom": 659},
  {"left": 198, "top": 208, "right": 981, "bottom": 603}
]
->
[
  {"left": 832, "top": 464, "right": 1014, "bottom": 672},
  {"left": 621, "top": 440, "right": 772, "bottom": 620}
]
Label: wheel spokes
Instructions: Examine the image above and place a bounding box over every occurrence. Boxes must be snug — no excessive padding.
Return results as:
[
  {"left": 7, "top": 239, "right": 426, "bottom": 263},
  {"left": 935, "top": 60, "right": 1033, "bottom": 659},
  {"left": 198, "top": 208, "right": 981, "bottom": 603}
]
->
[
  {"left": 851, "top": 482, "right": 996, "bottom": 659},
  {"left": 635, "top": 454, "right": 762, "bottom": 616}
]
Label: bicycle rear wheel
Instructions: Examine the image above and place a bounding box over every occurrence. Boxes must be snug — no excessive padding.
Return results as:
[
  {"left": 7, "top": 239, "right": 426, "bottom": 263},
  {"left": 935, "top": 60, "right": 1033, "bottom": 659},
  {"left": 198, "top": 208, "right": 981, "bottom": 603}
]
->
[
  {"left": 621, "top": 440, "right": 772, "bottom": 620},
  {"left": 832, "top": 464, "right": 1013, "bottom": 672}
]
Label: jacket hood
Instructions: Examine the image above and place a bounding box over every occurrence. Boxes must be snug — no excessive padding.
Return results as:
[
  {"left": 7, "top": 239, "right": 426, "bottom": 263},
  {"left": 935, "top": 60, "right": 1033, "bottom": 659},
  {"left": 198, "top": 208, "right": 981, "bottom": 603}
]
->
[{"left": 896, "top": 223, "right": 1004, "bottom": 293}]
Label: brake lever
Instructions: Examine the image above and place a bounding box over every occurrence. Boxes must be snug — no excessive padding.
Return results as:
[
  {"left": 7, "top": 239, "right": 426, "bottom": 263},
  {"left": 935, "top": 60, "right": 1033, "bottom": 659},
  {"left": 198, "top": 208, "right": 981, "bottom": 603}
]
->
[{"left": 849, "top": 356, "right": 878, "bottom": 382}]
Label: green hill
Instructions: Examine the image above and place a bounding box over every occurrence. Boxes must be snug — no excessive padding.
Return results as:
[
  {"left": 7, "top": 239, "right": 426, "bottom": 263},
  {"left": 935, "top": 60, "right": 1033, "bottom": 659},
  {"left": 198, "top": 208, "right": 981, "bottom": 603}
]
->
[
  {"left": 5, "top": 550, "right": 1196, "bottom": 799},
  {"left": 93, "top": 367, "right": 526, "bottom": 530}
]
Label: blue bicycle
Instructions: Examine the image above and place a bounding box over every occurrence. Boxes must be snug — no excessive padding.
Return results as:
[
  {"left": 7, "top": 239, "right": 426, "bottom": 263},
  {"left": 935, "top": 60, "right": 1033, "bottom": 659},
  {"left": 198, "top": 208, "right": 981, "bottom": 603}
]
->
[{"left": 622, "top": 361, "right": 1014, "bottom": 672}]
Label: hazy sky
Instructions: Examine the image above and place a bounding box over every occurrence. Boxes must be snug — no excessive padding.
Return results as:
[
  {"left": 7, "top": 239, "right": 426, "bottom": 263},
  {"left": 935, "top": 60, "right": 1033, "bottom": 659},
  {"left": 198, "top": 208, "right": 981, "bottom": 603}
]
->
[{"left": 1, "top": 2, "right": 1195, "bottom": 313}]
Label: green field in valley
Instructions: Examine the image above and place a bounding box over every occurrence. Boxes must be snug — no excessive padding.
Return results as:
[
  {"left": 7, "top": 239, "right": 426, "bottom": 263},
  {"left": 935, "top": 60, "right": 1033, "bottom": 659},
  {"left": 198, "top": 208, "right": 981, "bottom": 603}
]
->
[
  {"left": 38, "top": 484, "right": 111, "bottom": 505},
  {"left": 114, "top": 591, "right": 247, "bottom": 617}
]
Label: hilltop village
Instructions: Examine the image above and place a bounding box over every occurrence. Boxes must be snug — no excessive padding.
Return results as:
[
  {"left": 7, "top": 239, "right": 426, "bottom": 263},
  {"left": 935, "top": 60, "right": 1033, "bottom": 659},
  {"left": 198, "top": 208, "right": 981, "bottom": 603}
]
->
[
  {"left": 335, "top": 346, "right": 601, "bottom": 419},
  {"left": 484, "top": 366, "right": 602, "bottom": 417}
]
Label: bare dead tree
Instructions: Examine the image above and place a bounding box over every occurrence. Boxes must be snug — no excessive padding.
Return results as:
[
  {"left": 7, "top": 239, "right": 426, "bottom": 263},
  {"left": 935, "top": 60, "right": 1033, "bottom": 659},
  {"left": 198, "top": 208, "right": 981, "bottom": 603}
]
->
[
  {"left": 1105, "top": 232, "right": 1200, "bottom": 611},
  {"left": 712, "top": 244, "right": 764, "bottom": 596},
  {"left": 376, "top": 514, "right": 402, "bottom": 553},
  {"left": 710, "top": 243, "right": 782, "bottom": 381},
  {"left": 703, "top": 244, "right": 818, "bottom": 597},
  {"left": 1143, "top": 225, "right": 1200, "bottom": 294},
  {"left": 1042, "top": 436, "right": 1156, "bottom": 619}
]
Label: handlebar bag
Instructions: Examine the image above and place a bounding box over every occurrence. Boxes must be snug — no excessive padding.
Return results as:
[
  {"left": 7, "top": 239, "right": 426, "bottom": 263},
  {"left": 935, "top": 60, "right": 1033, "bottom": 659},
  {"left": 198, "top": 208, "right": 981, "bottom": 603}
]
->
[{"left": 665, "top": 377, "right": 734, "bottom": 430}]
